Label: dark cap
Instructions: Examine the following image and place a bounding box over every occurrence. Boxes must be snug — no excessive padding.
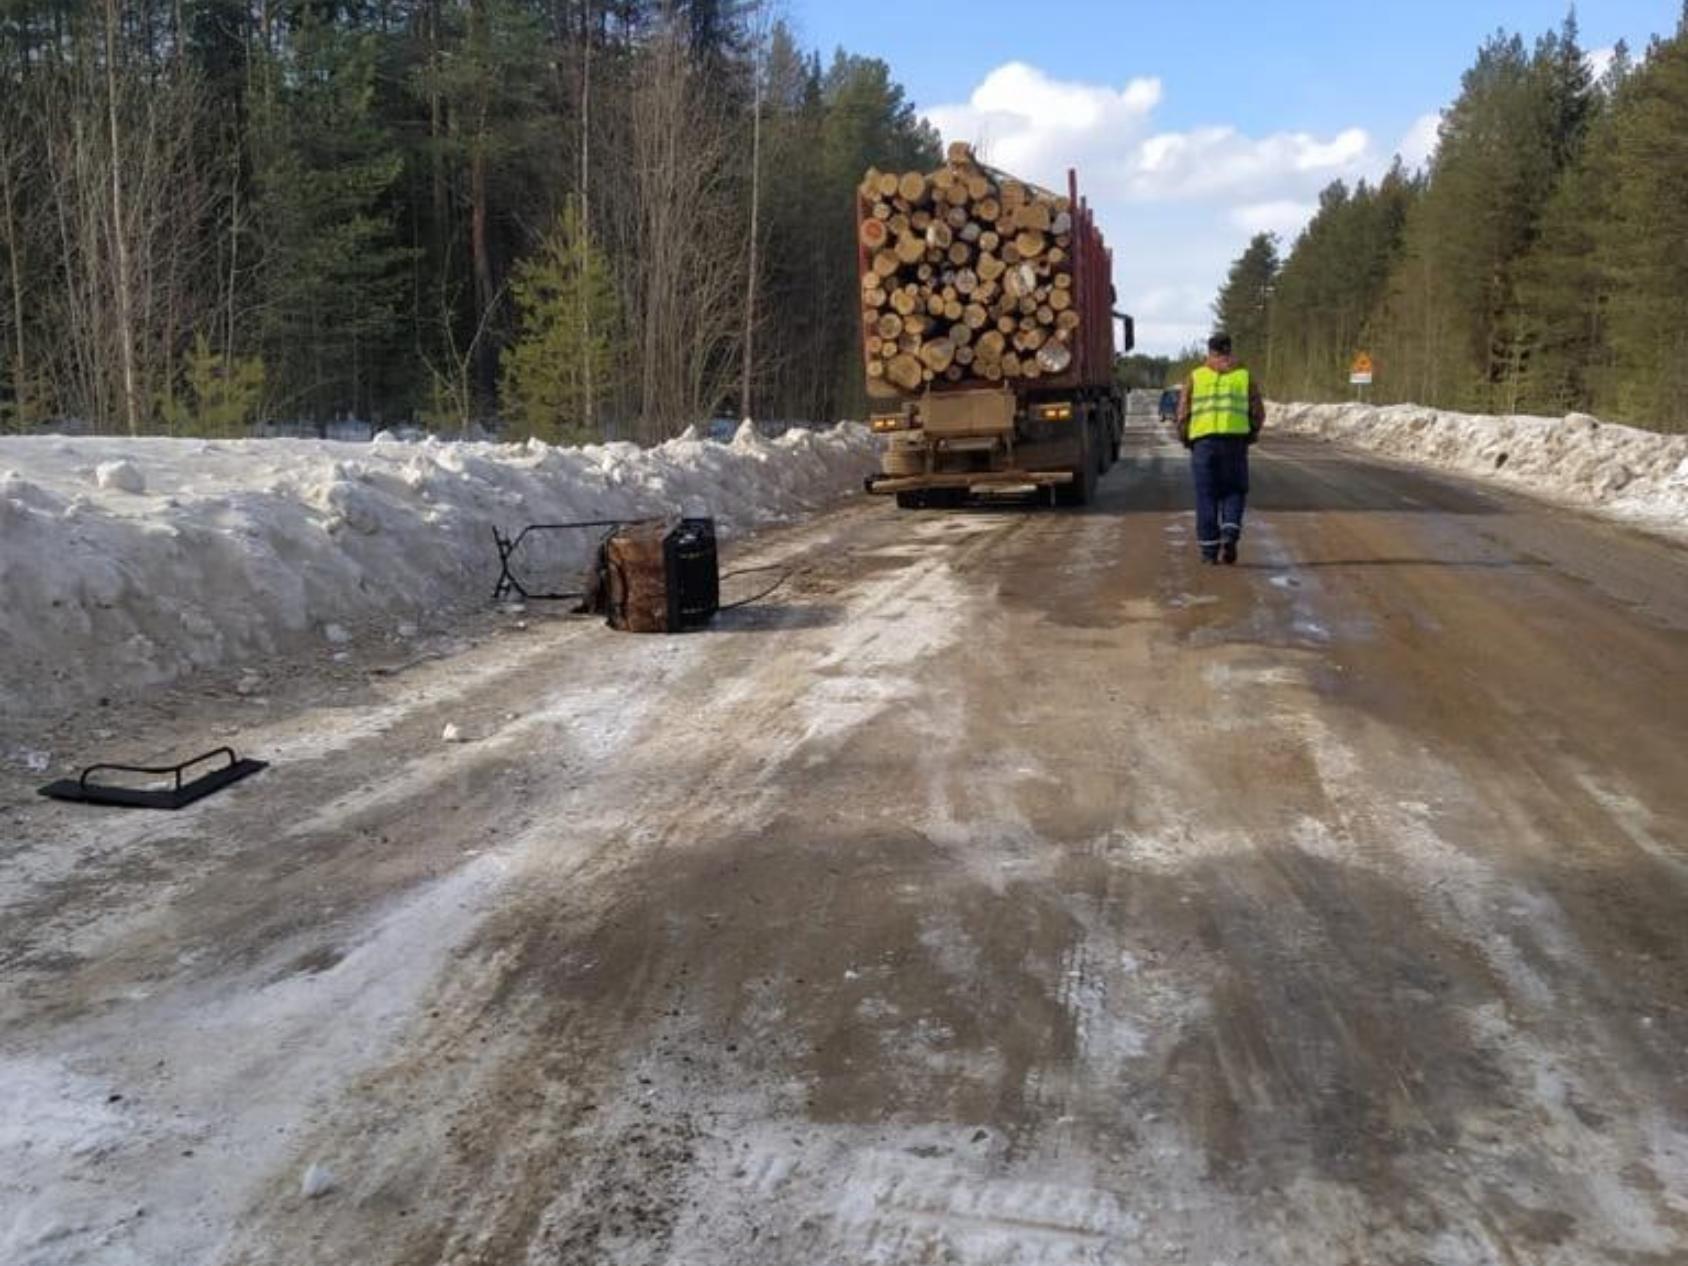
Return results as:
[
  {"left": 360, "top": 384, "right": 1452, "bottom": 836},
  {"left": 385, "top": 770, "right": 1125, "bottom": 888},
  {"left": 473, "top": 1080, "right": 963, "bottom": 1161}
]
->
[{"left": 1208, "top": 332, "right": 1233, "bottom": 355}]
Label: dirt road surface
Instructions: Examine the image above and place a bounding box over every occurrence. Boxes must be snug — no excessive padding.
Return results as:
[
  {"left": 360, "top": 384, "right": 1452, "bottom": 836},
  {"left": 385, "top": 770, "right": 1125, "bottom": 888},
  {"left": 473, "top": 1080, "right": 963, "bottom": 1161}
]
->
[{"left": 5, "top": 415, "right": 1687, "bottom": 1265}]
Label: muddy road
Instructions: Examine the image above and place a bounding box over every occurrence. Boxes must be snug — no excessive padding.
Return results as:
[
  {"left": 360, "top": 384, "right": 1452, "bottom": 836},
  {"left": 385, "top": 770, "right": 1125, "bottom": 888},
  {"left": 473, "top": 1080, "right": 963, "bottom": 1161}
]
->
[{"left": 4, "top": 420, "right": 1687, "bottom": 1265}]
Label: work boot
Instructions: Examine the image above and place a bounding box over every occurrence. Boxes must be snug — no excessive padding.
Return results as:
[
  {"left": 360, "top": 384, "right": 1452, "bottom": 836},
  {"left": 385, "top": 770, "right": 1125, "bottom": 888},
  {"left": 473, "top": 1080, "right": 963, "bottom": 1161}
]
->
[
  {"left": 1200, "top": 550, "right": 1219, "bottom": 565},
  {"left": 1220, "top": 534, "right": 1239, "bottom": 565}
]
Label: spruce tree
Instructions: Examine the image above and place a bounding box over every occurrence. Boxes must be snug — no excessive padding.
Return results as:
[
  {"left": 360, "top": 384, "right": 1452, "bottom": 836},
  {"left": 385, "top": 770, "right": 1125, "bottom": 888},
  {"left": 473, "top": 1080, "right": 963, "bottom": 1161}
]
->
[{"left": 249, "top": 16, "right": 409, "bottom": 424}]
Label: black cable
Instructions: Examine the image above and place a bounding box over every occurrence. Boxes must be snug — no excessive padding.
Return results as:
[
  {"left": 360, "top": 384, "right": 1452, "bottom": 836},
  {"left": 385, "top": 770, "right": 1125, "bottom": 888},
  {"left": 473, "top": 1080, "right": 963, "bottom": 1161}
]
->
[{"left": 719, "top": 569, "right": 791, "bottom": 611}]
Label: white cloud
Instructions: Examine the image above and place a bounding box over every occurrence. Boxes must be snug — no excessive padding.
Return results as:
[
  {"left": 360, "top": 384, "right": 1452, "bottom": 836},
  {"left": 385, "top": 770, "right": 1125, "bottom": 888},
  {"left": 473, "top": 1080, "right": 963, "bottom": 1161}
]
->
[
  {"left": 1229, "top": 200, "right": 1319, "bottom": 238},
  {"left": 1586, "top": 46, "right": 1617, "bottom": 82},
  {"left": 922, "top": 63, "right": 1392, "bottom": 353},
  {"left": 1398, "top": 112, "right": 1442, "bottom": 170}
]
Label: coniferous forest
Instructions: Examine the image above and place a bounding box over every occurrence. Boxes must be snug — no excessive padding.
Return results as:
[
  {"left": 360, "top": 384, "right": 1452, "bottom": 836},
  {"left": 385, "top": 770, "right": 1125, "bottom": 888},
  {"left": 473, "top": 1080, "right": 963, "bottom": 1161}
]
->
[
  {"left": 0, "top": 1, "right": 940, "bottom": 440},
  {"left": 1213, "top": 12, "right": 1688, "bottom": 433}
]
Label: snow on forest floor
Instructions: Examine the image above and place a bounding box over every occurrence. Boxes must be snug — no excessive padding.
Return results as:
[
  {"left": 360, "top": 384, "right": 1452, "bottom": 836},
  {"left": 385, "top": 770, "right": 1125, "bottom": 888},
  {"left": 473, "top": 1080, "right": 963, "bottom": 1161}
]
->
[
  {"left": 0, "top": 422, "right": 878, "bottom": 724},
  {"left": 1271, "top": 401, "right": 1688, "bottom": 541}
]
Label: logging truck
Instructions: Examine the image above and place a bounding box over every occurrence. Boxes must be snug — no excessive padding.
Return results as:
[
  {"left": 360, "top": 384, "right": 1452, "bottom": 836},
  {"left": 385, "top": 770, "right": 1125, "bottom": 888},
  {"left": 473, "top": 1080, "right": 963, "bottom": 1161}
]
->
[{"left": 858, "top": 143, "right": 1131, "bottom": 507}]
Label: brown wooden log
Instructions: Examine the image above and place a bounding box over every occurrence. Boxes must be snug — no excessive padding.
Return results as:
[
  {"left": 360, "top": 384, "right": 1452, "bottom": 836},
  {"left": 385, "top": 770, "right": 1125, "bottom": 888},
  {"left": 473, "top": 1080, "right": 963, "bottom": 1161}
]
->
[
  {"left": 950, "top": 321, "right": 973, "bottom": 345},
  {"left": 905, "top": 312, "right": 928, "bottom": 336},
  {"left": 866, "top": 357, "right": 886, "bottom": 379},
  {"left": 886, "top": 352, "right": 923, "bottom": 390},
  {"left": 926, "top": 292, "right": 945, "bottom": 316},
  {"left": 859, "top": 218, "right": 889, "bottom": 250},
  {"left": 943, "top": 183, "right": 969, "bottom": 207},
  {"left": 1024, "top": 326, "right": 1047, "bottom": 350},
  {"left": 1004, "top": 262, "right": 1038, "bottom": 298},
  {"left": 974, "top": 197, "right": 1000, "bottom": 224},
  {"left": 888, "top": 212, "right": 910, "bottom": 237},
  {"left": 872, "top": 250, "right": 899, "bottom": 278},
  {"left": 999, "top": 180, "right": 1026, "bottom": 209},
  {"left": 922, "top": 368, "right": 936, "bottom": 382},
  {"left": 876, "top": 172, "right": 900, "bottom": 198},
  {"left": 872, "top": 200, "right": 892, "bottom": 221},
  {"left": 890, "top": 288, "right": 918, "bottom": 316},
  {"left": 964, "top": 172, "right": 991, "bottom": 200},
  {"left": 954, "top": 269, "right": 979, "bottom": 296},
  {"left": 1022, "top": 360, "right": 1042, "bottom": 381},
  {"left": 947, "top": 140, "right": 974, "bottom": 165},
  {"left": 1018, "top": 296, "right": 1038, "bottom": 315},
  {"left": 1014, "top": 201, "right": 1051, "bottom": 232},
  {"left": 945, "top": 204, "right": 969, "bottom": 228},
  {"left": 963, "top": 303, "right": 988, "bottom": 329},
  {"left": 1001, "top": 242, "right": 1022, "bottom": 266},
  {"left": 898, "top": 171, "right": 928, "bottom": 203},
  {"left": 920, "top": 339, "right": 956, "bottom": 373},
  {"left": 911, "top": 208, "right": 932, "bottom": 232},
  {"left": 979, "top": 230, "right": 1001, "bottom": 253},
  {"left": 943, "top": 297, "right": 963, "bottom": 321},
  {"left": 1057, "top": 309, "right": 1081, "bottom": 332},
  {"left": 975, "top": 280, "right": 1000, "bottom": 305},
  {"left": 1053, "top": 272, "right": 1073, "bottom": 290},
  {"left": 1037, "top": 305, "right": 1055, "bottom": 325},
  {"left": 864, "top": 287, "right": 887, "bottom": 309},
  {"left": 959, "top": 220, "right": 982, "bottom": 243},
  {"left": 947, "top": 242, "right": 971, "bottom": 266},
  {"left": 975, "top": 252, "right": 1004, "bottom": 283},
  {"left": 1047, "top": 247, "right": 1067, "bottom": 267},
  {"left": 1049, "top": 287, "right": 1072, "bottom": 311},
  {"left": 1036, "top": 340, "right": 1073, "bottom": 374},
  {"left": 892, "top": 197, "right": 911, "bottom": 215},
  {"left": 899, "top": 331, "right": 921, "bottom": 352},
  {"left": 1015, "top": 230, "right": 1047, "bottom": 259},
  {"left": 917, "top": 263, "right": 935, "bottom": 282},
  {"left": 1052, "top": 210, "right": 1073, "bottom": 235},
  {"left": 1002, "top": 351, "right": 1022, "bottom": 377},
  {"left": 976, "top": 329, "right": 1006, "bottom": 359},
  {"left": 978, "top": 358, "right": 1003, "bottom": 382},
  {"left": 944, "top": 364, "right": 964, "bottom": 381},
  {"left": 996, "top": 314, "right": 1018, "bottom": 335},
  {"left": 876, "top": 312, "right": 904, "bottom": 340},
  {"left": 954, "top": 344, "right": 975, "bottom": 365},
  {"left": 925, "top": 220, "right": 953, "bottom": 250},
  {"left": 894, "top": 233, "right": 925, "bottom": 266}
]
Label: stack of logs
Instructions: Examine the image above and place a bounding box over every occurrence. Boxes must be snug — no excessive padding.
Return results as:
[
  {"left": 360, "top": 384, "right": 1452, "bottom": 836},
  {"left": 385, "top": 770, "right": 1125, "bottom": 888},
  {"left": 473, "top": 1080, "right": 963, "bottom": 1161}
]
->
[{"left": 860, "top": 142, "right": 1079, "bottom": 394}]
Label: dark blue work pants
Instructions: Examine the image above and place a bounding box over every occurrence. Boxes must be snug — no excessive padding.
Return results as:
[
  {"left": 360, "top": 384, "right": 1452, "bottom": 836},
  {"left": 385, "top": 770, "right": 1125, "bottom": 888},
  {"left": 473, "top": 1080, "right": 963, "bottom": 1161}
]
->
[{"left": 1190, "top": 435, "right": 1250, "bottom": 555}]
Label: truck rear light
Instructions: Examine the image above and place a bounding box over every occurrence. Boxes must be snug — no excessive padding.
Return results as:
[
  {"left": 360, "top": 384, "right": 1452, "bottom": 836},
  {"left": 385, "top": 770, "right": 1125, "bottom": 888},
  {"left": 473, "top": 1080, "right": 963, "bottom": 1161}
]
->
[
  {"left": 1034, "top": 402, "right": 1074, "bottom": 422},
  {"left": 871, "top": 413, "right": 909, "bottom": 432}
]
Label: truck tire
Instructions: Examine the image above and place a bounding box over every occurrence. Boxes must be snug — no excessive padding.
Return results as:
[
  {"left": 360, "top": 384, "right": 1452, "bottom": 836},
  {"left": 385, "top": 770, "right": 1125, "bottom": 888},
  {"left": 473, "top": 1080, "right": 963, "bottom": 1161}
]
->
[
  {"left": 1057, "top": 421, "right": 1098, "bottom": 507},
  {"left": 895, "top": 491, "right": 925, "bottom": 510}
]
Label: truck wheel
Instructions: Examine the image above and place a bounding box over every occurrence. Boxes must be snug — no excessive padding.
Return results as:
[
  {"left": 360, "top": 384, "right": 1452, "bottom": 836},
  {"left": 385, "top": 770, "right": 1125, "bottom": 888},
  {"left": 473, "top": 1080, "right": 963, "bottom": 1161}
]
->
[
  {"left": 895, "top": 491, "right": 925, "bottom": 510},
  {"left": 1057, "top": 423, "right": 1098, "bottom": 507}
]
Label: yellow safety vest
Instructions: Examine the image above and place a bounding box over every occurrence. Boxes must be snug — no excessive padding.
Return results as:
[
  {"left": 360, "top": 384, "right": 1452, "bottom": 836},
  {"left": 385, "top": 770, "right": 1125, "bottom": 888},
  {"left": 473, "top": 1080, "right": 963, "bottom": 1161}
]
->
[{"left": 1188, "top": 366, "right": 1253, "bottom": 439}]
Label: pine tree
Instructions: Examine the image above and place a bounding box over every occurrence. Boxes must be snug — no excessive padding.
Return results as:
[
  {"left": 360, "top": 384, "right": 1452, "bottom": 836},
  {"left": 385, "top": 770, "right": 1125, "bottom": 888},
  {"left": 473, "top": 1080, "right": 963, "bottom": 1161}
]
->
[
  {"left": 500, "top": 202, "right": 619, "bottom": 443},
  {"left": 1214, "top": 233, "right": 1279, "bottom": 369},
  {"left": 1591, "top": 22, "right": 1688, "bottom": 429}
]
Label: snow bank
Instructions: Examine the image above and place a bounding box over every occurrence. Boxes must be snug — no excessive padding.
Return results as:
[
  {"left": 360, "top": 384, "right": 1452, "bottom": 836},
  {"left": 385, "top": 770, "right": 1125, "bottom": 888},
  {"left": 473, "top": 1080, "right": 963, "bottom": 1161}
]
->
[
  {"left": 0, "top": 422, "right": 877, "bottom": 717},
  {"left": 1271, "top": 401, "right": 1688, "bottom": 539}
]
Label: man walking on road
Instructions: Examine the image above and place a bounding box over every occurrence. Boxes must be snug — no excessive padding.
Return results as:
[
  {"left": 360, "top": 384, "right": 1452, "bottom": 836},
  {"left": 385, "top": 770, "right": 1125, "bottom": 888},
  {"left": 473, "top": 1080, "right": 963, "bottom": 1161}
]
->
[{"left": 1178, "top": 332, "right": 1265, "bottom": 565}]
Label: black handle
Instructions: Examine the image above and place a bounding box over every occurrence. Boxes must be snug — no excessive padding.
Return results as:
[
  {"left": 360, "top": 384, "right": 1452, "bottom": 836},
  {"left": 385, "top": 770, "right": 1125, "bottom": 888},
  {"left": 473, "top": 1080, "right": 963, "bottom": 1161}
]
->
[{"left": 80, "top": 746, "right": 238, "bottom": 793}]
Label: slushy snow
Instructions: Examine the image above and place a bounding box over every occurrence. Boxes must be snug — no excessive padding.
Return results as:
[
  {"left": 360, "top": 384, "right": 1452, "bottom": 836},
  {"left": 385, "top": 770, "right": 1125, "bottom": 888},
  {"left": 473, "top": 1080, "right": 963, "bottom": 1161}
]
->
[
  {"left": 0, "top": 422, "right": 877, "bottom": 717},
  {"left": 1271, "top": 401, "right": 1688, "bottom": 540}
]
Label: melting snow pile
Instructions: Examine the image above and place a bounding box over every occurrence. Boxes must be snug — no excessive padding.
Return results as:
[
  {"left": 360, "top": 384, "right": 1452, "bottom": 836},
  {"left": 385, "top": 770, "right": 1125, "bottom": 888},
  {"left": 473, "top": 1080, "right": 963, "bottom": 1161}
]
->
[
  {"left": 1272, "top": 401, "right": 1688, "bottom": 539},
  {"left": 0, "top": 422, "right": 877, "bottom": 716}
]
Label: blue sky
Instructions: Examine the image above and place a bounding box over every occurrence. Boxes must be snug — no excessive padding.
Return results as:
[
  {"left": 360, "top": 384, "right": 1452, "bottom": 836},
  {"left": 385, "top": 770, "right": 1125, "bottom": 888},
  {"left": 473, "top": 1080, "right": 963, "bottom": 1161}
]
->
[{"left": 785, "top": 0, "right": 1684, "bottom": 354}]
